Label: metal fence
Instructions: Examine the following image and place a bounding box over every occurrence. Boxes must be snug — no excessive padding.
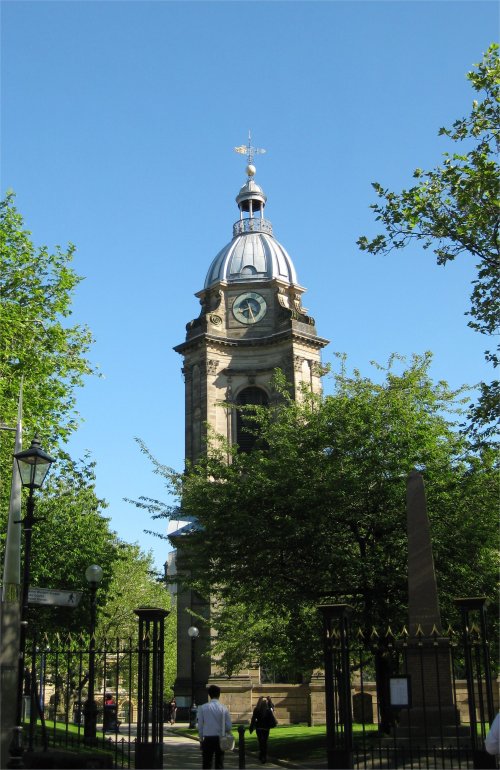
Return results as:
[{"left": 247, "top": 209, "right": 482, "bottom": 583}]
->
[
  {"left": 25, "top": 633, "right": 136, "bottom": 768},
  {"left": 24, "top": 608, "right": 168, "bottom": 769},
  {"left": 319, "top": 601, "right": 498, "bottom": 769},
  {"left": 21, "top": 604, "right": 497, "bottom": 770}
]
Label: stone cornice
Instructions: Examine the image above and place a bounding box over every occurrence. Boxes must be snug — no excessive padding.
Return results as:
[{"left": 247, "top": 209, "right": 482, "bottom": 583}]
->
[{"left": 174, "top": 328, "right": 329, "bottom": 356}]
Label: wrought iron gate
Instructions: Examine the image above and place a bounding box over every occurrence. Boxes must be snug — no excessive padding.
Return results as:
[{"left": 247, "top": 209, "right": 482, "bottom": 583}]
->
[
  {"left": 320, "top": 601, "right": 498, "bottom": 770},
  {"left": 23, "top": 608, "right": 168, "bottom": 769}
]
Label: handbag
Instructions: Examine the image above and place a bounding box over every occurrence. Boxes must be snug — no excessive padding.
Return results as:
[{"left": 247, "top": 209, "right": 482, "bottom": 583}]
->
[
  {"left": 268, "top": 708, "right": 277, "bottom": 729},
  {"left": 220, "top": 709, "right": 235, "bottom": 752}
]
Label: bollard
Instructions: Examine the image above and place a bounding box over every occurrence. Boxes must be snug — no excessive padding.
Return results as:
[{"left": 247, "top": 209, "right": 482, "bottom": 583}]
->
[{"left": 237, "top": 725, "right": 246, "bottom": 769}]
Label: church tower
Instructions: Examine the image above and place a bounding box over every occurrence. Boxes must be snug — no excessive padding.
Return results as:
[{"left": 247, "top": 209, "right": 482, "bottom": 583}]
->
[
  {"left": 175, "top": 138, "right": 328, "bottom": 461},
  {"left": 171, "top": 137, "right": 328, "bottom": 716}
]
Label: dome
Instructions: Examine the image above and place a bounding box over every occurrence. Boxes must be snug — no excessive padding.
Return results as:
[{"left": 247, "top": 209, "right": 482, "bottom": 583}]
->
[
  {"left": 204, "top": 159, "right": 298, "bottom": 289},
  {"left": 204, "top": 229, "right": 298, "bottom": 288},
  {"left": 236, "top": 180, "right": 267, "bottom": 211}
]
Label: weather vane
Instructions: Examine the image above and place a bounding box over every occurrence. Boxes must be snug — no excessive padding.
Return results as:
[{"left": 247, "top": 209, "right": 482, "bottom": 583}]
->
[{"left": 234, "top": 131, "right": 266, "bottom": 175}]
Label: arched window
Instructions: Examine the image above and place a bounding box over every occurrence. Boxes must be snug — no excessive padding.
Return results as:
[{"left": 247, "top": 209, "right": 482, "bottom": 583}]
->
[{"left": 235, "top": 386, "right": 268, "bottom": 453}]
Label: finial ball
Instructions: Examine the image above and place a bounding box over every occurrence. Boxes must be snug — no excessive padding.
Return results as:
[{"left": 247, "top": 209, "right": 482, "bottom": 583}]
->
[{"left": 246, "top": 164, "right": 256, "bottom": 177}]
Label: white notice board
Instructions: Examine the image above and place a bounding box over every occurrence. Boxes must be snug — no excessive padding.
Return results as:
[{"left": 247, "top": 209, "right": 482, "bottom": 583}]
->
[{"left": 389, "top": 676, "right": 411, "bottom": 708}]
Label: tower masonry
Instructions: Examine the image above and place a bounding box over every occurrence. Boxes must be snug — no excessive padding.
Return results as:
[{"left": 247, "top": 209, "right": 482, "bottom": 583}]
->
[
  {"left": 174, "top": 141, "right": 329, "bottom": 462},
  {"left": 170, "top": 138, "right": 329, "bottom": 717}
]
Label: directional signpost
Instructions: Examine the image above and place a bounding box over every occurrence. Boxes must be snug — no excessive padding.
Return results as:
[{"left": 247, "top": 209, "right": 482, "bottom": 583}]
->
[{"left": 28, "top": 588, "right": 82, "bottom": 607}]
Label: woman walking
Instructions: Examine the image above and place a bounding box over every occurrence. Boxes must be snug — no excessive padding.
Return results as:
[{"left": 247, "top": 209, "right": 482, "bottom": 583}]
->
[{"left": 249, "top": 696, "right": 277, "bottom": 764}]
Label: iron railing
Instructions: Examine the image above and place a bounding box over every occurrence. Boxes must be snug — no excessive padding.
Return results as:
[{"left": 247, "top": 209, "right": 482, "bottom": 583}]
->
[
  {"left": 319, "top": 606, "right": 497, "bottom": 769},
  {"left": 233, "top": 217, "right": 273, "bottom": 237},
  {"left": 24, "top": 610, "right": 168, "bottom": 770}
]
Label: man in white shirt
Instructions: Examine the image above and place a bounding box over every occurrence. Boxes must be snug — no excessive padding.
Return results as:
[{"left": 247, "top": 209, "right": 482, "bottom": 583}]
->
[
  {"left": 485, "top": 712, "right": 500, "bottom": 757},
  {"left": 197, "top": 684, "right": 232, "bottom": 769}
]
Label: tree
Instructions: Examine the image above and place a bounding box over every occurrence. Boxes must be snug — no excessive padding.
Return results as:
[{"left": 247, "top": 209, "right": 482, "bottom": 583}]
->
[
  {"left": 96, "top": 543, "right": 176, "bottom": 696},
  {"left": 25, "top": 456, "right": 122, "bottom": 637},
  {"left": 31, "top": 488, "right": 175, "bottom": 714},
  {"left": 25, "top": 459, "right": 175, "bottom": 647},
  {"left": 134, "top": 355, "right": 498, "bottom": 675},
  {"left": 357, "top": 45, "right": 500, "bottom": 439},
  {"left": 96, "top": 544, "right": 170, "bottom": 639},
  {"left": 0, "top": 191, "right": 96, "bottom": 517},
  {"left": 0, "top": 191, "right": 107, "bottom": 630}
]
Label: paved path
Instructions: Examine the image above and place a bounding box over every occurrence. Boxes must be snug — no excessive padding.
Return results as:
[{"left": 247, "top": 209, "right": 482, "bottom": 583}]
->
[
  {"left": 102, "top": 722, "right": 290, "bottom": 769},
  {"left": 162, "top": 725, "right": 286, "bottom": 769}
]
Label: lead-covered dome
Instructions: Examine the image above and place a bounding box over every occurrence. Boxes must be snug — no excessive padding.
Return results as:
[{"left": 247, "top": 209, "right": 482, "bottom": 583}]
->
[
  {"left": 204, "top": 167, "right": 298, "bottom": 288},
  {"left": 205, "top": 229, "right": 298, "bottom": 287}
]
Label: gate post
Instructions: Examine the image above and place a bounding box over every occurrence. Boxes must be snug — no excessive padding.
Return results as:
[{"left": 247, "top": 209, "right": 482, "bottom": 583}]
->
[
  {"left": 318, "top": 605, "right": 353, "bottom": 770},
  {"left": 134, "top": 608, "right": 169, "bottom": 770},
  {"left": 455, "top": 597, "right": 496, "bottom": 770}
]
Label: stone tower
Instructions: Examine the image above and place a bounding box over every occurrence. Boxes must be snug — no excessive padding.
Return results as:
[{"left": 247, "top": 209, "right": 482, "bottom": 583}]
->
[{"left": 170, "top": 138, "right": 328, "bottom": 715}]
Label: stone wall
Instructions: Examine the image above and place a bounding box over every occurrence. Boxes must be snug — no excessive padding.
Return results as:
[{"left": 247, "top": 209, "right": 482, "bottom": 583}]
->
[{"left": 215, "top": 678, "right": 499, "bottom": 726}]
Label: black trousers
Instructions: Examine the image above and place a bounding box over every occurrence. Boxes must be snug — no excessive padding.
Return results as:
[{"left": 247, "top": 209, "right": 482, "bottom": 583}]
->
[
  {"left": 202, "top": 735, "right": 224, "bottom": 769},
  {"left": 256, "top": 728, "right": 270, "bottom": 761}
]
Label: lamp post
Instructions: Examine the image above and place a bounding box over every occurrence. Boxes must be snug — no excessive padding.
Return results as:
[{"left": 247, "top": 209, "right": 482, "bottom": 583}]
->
[
  {"left": 187, "top": 626, "right": 199, "bottom": 728},
  {"left": 83, "top": 564, "right": 103, "bottom": 744},
  {"left": 8, "top": 436, "right": 54, "bottom": 769}
]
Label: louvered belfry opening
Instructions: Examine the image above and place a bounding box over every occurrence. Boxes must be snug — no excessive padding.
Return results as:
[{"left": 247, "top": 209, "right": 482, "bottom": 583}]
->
[{"left": 236, "top": 386, "right": 268, "bottom": 453}]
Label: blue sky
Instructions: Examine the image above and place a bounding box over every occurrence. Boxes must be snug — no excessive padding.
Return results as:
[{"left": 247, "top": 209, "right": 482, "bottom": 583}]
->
[{"left": 2, "top": 1, "right": 497, "bottom": 572}]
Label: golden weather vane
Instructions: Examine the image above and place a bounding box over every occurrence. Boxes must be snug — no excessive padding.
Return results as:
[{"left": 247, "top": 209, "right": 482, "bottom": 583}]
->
[{"left": 234, "top": 130, "right": 266, "bottom": 167}]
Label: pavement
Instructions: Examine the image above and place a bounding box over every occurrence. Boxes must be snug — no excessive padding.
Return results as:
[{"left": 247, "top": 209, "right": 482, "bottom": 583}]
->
[
  {"left": 98, "top": 722, "right": 292, "bottom": 769},
  {"left": 162, "top": 724, "right": 287, "bottom": 770}
]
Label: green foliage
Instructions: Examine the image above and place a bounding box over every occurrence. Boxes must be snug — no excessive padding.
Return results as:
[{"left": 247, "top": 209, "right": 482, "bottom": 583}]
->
[
  {"left": 96, "top": 543, "right": 170, "bottom": 640},
  {"left": 0, "top": 191, "right": 97, "bottom": 545},
  {"left": 25, "top": 460, "right": 177, "bottom": 691},
  {"left": 25, "top": 456, "right": 122, "bottom": 636},
  {"left": 0, "top": 191, "right": 114, "bottom": 635},
  {"left": 0, "top": 192, "right": 178, "bottom": 687},
  {"left": 0, "top": 191, "right": 96, "bottom": 445},
  {"left": 24, "top": 459, "right": 175, "bottom": 665},
  {"left": 95, "top": 543, "right": 176, "bottom": 697},
  {"left": 134, "top": 355, "right": 498, "bottom": 675},
  {"left": 357, "top": 45, "right": 500, "bottom": 439}
]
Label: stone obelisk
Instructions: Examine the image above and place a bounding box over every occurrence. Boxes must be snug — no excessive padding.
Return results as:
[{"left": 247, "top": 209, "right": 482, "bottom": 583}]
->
[
  {"left": 407, "top": 470, "right": 442, "bottom": 633},
  {"left": 400, "top": 470, "right": 460, "bottom": 737}
]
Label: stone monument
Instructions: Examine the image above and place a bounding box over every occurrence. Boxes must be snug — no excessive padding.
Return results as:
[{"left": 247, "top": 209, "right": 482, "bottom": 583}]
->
[{"left": 398, "top": 470, "right": 461, "bottom": 737}]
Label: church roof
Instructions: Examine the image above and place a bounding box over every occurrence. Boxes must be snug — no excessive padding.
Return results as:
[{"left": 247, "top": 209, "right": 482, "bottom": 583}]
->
[
  {"left": 167, "top": 515, "right": 201, "bottom": 540},
  {"left": 204, "top": 145, "right": 298, "bottom": 289},
  {"left": 204, "top": 229, "right": 298, "bottom": 288}
]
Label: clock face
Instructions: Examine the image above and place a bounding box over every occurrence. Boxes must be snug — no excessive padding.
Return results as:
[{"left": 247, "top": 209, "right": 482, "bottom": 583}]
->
[{"left": 233, "top": 292, "right": 267, "bottom": 325}]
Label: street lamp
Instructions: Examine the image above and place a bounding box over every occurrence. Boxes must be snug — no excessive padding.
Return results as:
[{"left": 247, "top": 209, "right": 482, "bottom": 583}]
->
[
  {"left": 83, "top": 564, "right": 103, "bottom": 744},
  {"left": 187, "top": 626, "right": 199, "bottom": 728},
  {"left": 8, "top": 436, "right": 54, "bottom": 768}
]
